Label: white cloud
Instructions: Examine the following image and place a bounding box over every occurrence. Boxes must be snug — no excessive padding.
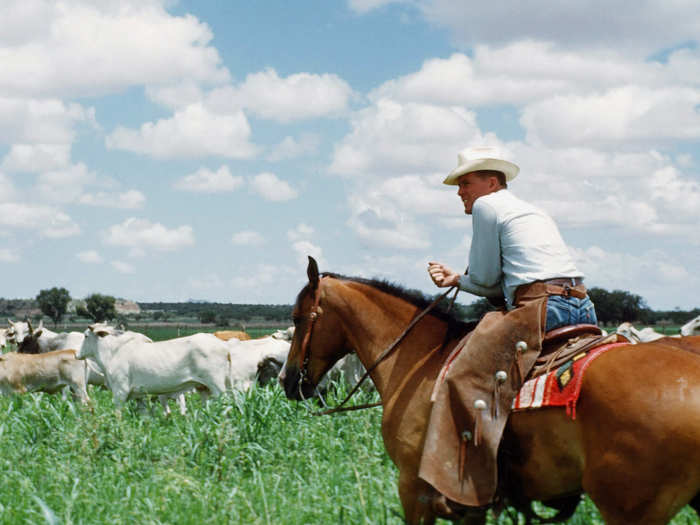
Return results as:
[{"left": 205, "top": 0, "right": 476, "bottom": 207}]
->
[
  {"left": 330, "top": 98, "right": 483, "bottom": 177},
  {"left": 291, "top": 240, "right": 326, "bottom": 269},
  {"left": 0, "top": 173, "right": 17, "bottom": 202},
  {"left": 249, "top": 172, "right": 299, "bottom": 201},
  {"left": 78, "top": 190, "right": 146, "bottom": 209},
  {"left": 111, "top": 260, "right": 135, "bottom": 274},
  {"left": 36, "top": 162, "right": 97, "bottom": 203},
  {"left": 104, "top": 218, "right": 195, "bottom": 253},
  {"left": 287, "top": 223, "right": 315, "bottom": 242},
  {"left": 571, "top": 245, "right": 700, "bottom": 309},
  {"left": 1, "top": 143, "right": 71, "bottom": 173},
  {"left": 521, "top": 86, "right": 700, "bottom": 148},
  {"left": 402, "top": 1, "right": 700, "bottom": 58},
  {"left": 231, "top": 230, "right": 265, "bottom": 246},
  {"left": 231, "top": 263, "right": 297, "bottom": 289},
  {"left": 267, "top": 134, "right": 320, "bottom": 162},
  {"left": 0, "top": 0, "right": 230, "bottom": 98},
  {"left": 77, "top": 250, "right": 103, "bottom": 264},
  {"left": 106, "top": 103, "right": 258, "bottom": 160},
  {"left": 207, "top": 68, "right": 354, "bottom": 122},
  {"left": 0, "top": 248, "right": 19, "bottom": 263},
  {"left": 173, "top": 166, "right": 244, "bottom": 193},
  {"left": 0, "top": 202, "right": 80, "bottom": 238},
  {"left": 347, "top": 0, "right": 397, "bottom": 13},
  {"left": 0, "top": 96, "right": 94, "bottom": 145}
]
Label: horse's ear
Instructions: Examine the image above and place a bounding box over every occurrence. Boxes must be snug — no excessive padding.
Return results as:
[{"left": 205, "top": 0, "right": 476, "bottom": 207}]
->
[{"left": 307, "top": 256, "right": 320, "bottom": 289}]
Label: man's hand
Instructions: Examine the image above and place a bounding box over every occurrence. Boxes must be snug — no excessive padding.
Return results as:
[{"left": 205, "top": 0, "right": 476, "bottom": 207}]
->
[{"left": 428, "top": 262, "right": 461, "bottom": 288}]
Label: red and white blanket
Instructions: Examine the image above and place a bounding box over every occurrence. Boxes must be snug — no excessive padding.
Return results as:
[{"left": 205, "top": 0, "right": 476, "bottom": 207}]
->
[{"left": 512, "top": 342, "right": 629, "bottom": 419}]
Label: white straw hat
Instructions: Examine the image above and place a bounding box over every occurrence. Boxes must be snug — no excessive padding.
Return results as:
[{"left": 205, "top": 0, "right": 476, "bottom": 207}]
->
[{"left": 443, "top": 146, "right": 520, "bottom": 185}]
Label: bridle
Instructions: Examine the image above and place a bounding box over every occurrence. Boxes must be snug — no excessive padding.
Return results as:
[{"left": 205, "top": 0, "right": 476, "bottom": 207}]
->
[{"left": 296, "top": 276, "right": 459, "bottom": 416}]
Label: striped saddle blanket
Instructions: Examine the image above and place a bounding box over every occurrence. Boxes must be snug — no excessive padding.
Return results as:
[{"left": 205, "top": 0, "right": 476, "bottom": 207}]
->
[{"left": 512, "top": 342, "right": 629, "bottom": 419}]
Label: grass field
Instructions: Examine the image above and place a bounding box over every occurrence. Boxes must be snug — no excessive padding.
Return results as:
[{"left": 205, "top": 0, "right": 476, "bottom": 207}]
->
[
  {"left": 1, "top": 381, "right": 700, "bottom": 524},
  {"left": 1, "top": 328, "right": 699, "bottom": 524}
]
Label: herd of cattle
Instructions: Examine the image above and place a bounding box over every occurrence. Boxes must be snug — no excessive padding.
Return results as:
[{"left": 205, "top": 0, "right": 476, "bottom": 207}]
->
[
  {"left": 0, "top": 319, "right": 367, "bottom": 413},
  {"left": 0, "top": 315, "right": 699, "bottom": 412}
]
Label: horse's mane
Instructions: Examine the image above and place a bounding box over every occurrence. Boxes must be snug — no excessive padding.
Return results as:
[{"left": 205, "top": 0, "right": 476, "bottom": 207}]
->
[{"left": 299, "top": 272, "right": 477, "bottom": 331}]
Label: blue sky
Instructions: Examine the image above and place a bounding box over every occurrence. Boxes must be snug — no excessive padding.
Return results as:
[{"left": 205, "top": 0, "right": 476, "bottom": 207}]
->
[{"left": 1, "top": 0, "right": 699, "bottom": 310}]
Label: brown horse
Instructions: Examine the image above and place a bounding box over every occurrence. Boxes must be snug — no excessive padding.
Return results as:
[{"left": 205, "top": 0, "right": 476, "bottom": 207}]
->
[{"left": 281, "top": 258, "right": 700, "bottom": 524}]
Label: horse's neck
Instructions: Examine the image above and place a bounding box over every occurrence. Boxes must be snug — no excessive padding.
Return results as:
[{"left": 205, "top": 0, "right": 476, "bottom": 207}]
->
[{"left": 332, "top": 284, "right": 453, "bottom": 401}]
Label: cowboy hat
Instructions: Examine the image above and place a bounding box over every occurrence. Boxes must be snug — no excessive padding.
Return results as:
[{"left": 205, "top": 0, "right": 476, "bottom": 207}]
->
[{"left": 443, "top": 146, "right": 520, "bottom": 185}]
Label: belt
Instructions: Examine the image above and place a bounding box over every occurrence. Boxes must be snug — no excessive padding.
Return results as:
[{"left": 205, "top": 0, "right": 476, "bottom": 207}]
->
[
  {"left": 541, "top": 277, "right": 586, "bottom": 300},
  {"left": 541, "top": 277, "right": 583, "bottom": 287}
]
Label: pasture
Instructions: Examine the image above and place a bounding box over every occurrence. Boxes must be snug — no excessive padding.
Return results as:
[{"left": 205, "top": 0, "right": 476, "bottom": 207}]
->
[{"left": 1, "top": 331, "right": 699, "bottom": 524}]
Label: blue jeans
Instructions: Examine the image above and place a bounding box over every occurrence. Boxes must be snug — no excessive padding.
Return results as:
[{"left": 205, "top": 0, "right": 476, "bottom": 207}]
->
[{"left": 545, "top": 295, "right": 598, "bottom": 332}]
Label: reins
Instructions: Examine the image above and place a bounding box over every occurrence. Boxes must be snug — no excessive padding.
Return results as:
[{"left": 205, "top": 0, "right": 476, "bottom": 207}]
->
[{"left": 303, "top": 283, "right": 459, "bottom": 416}]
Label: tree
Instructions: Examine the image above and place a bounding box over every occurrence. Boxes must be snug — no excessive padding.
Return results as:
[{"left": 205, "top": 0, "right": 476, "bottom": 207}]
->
[
  {"left": 77, "top": 294, "right": 117, "bottom": 322},
  {"left": 199, "top": 310, "right": 216, "bottom": 324},
  {"left": 588, "top": 287, "right": 650, "bottom": 325},
  {"left": 36, "top": 287, "right": 72, "bottom": 327}
]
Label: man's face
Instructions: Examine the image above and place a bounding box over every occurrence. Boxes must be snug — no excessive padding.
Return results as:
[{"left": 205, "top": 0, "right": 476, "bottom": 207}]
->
[{"left": 457, "top": 171, "right": 500, "bottom": 214}]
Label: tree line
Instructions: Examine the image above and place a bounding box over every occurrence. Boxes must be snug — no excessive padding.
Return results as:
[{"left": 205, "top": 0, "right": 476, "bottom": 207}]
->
[{"left": 2, "top": 286, "right": 697, "bottom": 328}]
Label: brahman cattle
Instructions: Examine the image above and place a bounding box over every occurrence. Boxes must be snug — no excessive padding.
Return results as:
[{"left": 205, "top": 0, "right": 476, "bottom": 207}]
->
[
  {"left": 77, "top": 324, "right": 232, "bottom": 412},
  {"left": 682, "top": 315, "right": 700, "bottom": 336},
  {"left": 214, "top": 330, "right": 251, "bottom": 341},
  {"left": 0, "top": 350, "right": 89, "bottom": 404},
  {"left": 7, "top": 319, "right": 84, "bottom": 352},
  {"left": 225, "top": 336, "right": 291, "bottom": 389},
  {"left": 616, "top": 322, "right": 667, "bottom": 343}
]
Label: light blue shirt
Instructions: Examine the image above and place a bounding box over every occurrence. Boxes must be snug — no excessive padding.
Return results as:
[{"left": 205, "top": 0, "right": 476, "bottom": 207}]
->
[{"left": 458, "top": 189, "right": 582, "bottom": 309}]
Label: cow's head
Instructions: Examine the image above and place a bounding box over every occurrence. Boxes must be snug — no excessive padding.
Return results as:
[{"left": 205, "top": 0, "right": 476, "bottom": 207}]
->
[{"left": 77, "top": 324, "right": 112, "bottom": 360}]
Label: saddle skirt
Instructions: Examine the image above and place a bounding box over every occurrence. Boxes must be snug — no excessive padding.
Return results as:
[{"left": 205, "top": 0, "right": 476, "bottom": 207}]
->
[{"left": 513, "top": 340, "right": 630, "bottom": 418}]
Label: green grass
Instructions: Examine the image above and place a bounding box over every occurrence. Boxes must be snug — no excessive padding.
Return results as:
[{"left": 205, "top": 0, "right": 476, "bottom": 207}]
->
[{"left": 1, "top": 382, "right": 699, "bottom": 524}]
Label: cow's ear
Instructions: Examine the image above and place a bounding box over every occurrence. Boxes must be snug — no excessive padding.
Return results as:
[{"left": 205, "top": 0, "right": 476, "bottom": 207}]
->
[
  {"left": 96, "top": 330, "right": 110, "bottom": 338},
  {"left": 34, "top": 330, "right": 42, "bottom": 339},
  {"left": 307, "top": 256, "right": 320, "bottom": 289}
]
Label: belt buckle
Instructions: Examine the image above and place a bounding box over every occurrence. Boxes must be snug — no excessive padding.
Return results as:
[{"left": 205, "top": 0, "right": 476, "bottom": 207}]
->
[{"left": 563, "top": 284, "right": 571, "bottom": 297}]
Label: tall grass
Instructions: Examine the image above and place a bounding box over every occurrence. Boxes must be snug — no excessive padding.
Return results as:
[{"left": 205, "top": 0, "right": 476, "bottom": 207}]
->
[{"left": 0, "top": 369, "right": 698, "bottom": 523}]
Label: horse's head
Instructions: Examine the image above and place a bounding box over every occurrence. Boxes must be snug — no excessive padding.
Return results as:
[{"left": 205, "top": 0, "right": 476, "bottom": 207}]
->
[{"left": 281, "top": 256, "right": 352, "bottom": 400}]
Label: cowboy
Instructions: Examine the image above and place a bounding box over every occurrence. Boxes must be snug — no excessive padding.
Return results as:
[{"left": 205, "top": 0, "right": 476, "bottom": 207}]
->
[
  {"left": 418, "top": 145, "right": 598, "bottom": 514},
  {"left": 427, "top": 145, "right": 597, "bottom": 331}
]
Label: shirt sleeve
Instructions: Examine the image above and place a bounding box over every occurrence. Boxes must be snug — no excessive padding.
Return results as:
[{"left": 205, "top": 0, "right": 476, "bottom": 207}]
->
[{"left": 457, "top": 198, "right": 503, "bottom": 297}]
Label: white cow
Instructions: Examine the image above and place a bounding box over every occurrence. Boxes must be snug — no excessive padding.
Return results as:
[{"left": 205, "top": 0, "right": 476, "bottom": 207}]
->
[
  {"left": 681, "top": 315, "right": 700, "bottom": 336},
  {"left": 76, "top": 324, "right": 232, "bottom": 412},
  {"left": 0, "top": 350, "right": 89, "bottom": 404},
  {"left": 616, "top": 322, "right": 667, "bottom": 343},
  {"left": 0, "top": 328, "right": 7, "bottom": 349},
  {"left": 227, "top": 336, "right": 291, "bottom": 390},
  {"left": 7, "top": 319, "right": 84, "bottom": 352}
]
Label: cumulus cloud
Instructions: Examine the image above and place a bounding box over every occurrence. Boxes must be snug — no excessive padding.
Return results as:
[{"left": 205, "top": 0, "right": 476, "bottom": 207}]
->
[
  {"left": 249, "top": 172, "right": 299, "bottom": 201},
  {"left": 521, "top": 86, "right": 700, "bottom": 148},
  {"left": 111, "top": 260, "right": 135, "bottom": 274},
  {"left": 0, "top": 248, "right": 19, "bottom": 263},
  {"left": 0, "top": 0, "right": 230, "bottom": 98},
  {"left": 287, "top": 223, "right": 315, "bottom": 242},
  {"left": 76, "top": 250, "right": 103, "bottom": 264},
  {"left": 0, "top": 96, "right": 94, "bottom": 145},
  {"left": 291, "top": 240, "right": 326, "bottom": 269},
  {"left": 206, "top": 68, "right": 354, "bottom": 122},
  {"left": 375, "top": 1, "right": 700, "bottom": 58},
  {"left": 106, "top": 103, "right": 258, "bottom": 159},
  {"left": 0, "top": 173, "right": 17, "bottom": 202},
  {"left": 231, "top": 230, "right": 265, "bottom": 246},
  {"left": 1, "top": 143, "right": 71, "bottom": 173},
  {"left": 330, "top": 98, "right": 483, "bottom": 177},
  {"left": 571, "top": 245, "right": 700, "bottom": 309},
  {"left": 78, "top": 190, "right": 146, "bottom": 209},
  {"left": 0, "top": 202, "right": 80, "bottom": 238},
  {"left": 103, "top": 218, "right": 195, "bottom": 253},
  {"left": 173, "top": 166, "right": 244, "bottom": 193},
  {"left": 267, "top": 134, "right": 320, "bottom": 162}
]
